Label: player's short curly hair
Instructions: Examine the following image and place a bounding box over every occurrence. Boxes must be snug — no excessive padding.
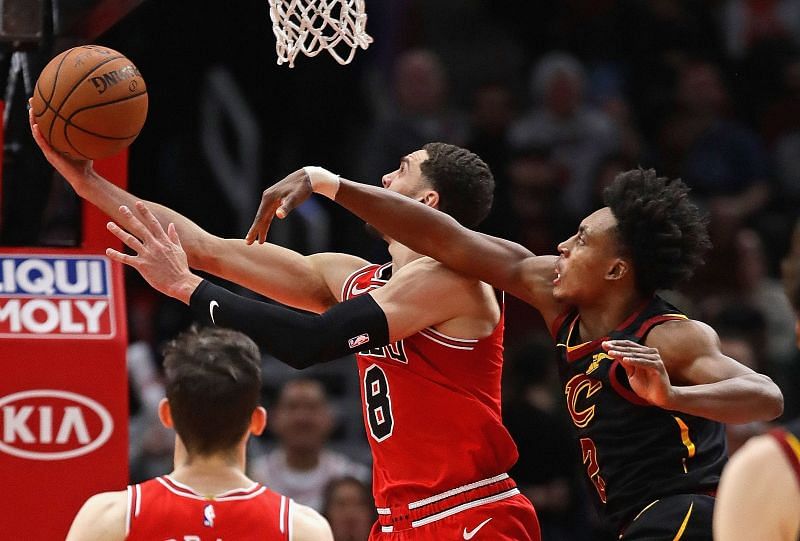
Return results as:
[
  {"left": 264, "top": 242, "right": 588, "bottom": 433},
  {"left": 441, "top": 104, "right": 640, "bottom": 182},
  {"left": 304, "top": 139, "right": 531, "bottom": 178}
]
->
[
  {"left": 603, "top": 168, "right": 711, "bottom": 296},
  {"left": 420, "top": 142, "right": 494, "bottom": 228}
]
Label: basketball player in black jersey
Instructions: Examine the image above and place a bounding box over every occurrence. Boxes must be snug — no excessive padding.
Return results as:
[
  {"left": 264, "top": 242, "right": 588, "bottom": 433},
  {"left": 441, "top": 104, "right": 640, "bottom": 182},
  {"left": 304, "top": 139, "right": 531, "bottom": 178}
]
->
[
  {"left": 714, "top": 223, "right": 800, "bottom": 541},
  {"left": 249, "top": 166, "right": 785, "bottom": 539}
]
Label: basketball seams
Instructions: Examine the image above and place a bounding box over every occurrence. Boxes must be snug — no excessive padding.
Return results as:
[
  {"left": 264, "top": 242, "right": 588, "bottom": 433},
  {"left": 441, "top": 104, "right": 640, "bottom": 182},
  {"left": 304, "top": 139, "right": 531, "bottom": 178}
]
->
[
  {"left": 34, "top": 45, "right": 148, "bottom": 159},
  {"left": 47, "top": 54, "right": 124, "bottom": 143}
]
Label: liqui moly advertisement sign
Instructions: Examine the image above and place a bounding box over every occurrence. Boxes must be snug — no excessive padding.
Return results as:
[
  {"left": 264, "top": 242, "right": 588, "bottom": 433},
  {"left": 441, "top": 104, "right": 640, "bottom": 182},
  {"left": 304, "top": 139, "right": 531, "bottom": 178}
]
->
[{"left": 0, "top": 255, "right": 115, "bottom": 338}]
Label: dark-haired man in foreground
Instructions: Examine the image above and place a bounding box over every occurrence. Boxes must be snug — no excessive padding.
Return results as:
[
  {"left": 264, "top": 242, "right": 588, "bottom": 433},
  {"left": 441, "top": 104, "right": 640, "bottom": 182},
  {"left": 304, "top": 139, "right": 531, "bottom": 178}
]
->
[
  {"left": 250, "top": 167, "right": 784, "bottom": 540},
  {"left": 66, "top": 327, "right": 332, "bottom": 541}
]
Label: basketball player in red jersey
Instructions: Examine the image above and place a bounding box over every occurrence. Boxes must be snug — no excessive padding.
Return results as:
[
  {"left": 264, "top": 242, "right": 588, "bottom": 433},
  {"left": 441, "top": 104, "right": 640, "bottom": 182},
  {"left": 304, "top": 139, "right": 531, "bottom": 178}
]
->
[
  {"left": 30, "top": 107, "right": 541, "bottom": 540},
  {"left": 714, "top": 225, "right": 800, "bottom": 541},
  {"left": 65, "top": 326, "right": 332, "bottom": 541},
  {"left": 248, "top": 165, "right": 785, "bottom": 539}
]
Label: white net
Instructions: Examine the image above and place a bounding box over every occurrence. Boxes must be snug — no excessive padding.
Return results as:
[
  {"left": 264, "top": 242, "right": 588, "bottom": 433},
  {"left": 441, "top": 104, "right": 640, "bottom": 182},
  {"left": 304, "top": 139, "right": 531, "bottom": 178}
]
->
[{"left": 267, "top": 0, "right": 373, "bottom": 67}]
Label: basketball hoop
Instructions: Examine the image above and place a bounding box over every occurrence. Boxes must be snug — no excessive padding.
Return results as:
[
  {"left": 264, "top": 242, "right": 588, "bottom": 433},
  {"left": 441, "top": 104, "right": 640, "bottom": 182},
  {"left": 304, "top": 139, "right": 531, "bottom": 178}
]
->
[{"left": 267, "top": 0, "right": 372, "bottom": 67}]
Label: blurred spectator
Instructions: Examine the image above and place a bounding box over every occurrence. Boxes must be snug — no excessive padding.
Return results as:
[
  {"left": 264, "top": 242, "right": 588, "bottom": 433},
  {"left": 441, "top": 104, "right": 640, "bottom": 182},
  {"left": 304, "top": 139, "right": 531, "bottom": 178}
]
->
[
  {"left": 359, "top": 49, "right": 469, "bottom": 186},
  {"left": 506, "top": 146, "right": 568, "bottom": 254},
  {"left": 762, "top": 58, "right": 800, "bottom": 207},
  {"left": 720, "top": 0, "right": 800, "bottom": 60},
  {"left": 128, "top": 341, "right": 174, "bottom": 482},
  {"left": 466, "top": 81, "right": 518, "bottom": 238},
  {"left": 250, "top": 379, "right": 370, "bottom": 511},
  {"left": 503, "top": 338, "right": 595, "bottom": 541},
  {"left": 694, "top": 229, "right": 796, "bottom": 367},
  {"left": 322, "top": 476, "right": 375, "bottom": 541},
  {"left": 509, "top": 52, "right": 619, "bottom": 220},
  {"left": 659, "top": 62, "right": 771, "bottom": 250}
]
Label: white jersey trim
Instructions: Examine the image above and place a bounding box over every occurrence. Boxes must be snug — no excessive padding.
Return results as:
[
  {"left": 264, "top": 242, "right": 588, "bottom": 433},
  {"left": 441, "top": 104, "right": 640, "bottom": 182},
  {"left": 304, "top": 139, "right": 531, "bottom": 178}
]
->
[
  {"left": 417, "top": 330, "right": 476, "bottom": 350},
  {"left": 125, "top": 486, "right": 133, "bottom": 537},
  {"left": 134, "top": 483, "right": 142, "bottom": 517},
  {"left": 407, "top": 472, "right": 510, "bottom": 509},
  {"left": 288, "top": 498, "right": 294, "bottom": 541},
  {"left": 280, "top": 495, "right": 287, "bottom": 534},
  {"left": 411, "top": 488, "right": 520, "bottom": 528},
  {"left": 156, "top": 476, "right": 267, "bottom": 502},
  {"left": 422, "top": 327, "right": 479, "bottom": 343},
  {"left": 376, "top": 507, "right": 391, "bottom": 515},
  {"left": 381, "top": 525, "right": 394, "bottom": 532}
]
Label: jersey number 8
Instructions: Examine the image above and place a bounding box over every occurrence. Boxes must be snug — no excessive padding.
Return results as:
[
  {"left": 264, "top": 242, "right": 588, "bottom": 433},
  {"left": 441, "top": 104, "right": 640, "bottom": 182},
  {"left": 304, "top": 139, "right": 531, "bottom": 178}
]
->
[{"left": 364, "top": 364, "right": 394, "bottom": 441}]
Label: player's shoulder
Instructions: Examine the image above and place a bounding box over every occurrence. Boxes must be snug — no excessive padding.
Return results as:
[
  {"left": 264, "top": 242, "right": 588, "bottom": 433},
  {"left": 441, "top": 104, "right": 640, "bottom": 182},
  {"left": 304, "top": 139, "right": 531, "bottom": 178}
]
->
[
  {"left": 291, "top": 502, "right": 334, "bottom": 541},
  {"left": 645, "top": 318, "right": 718, "bottom": 355},
  {"left": 65, "top": 489, "right": 128, "bottom": 541}
]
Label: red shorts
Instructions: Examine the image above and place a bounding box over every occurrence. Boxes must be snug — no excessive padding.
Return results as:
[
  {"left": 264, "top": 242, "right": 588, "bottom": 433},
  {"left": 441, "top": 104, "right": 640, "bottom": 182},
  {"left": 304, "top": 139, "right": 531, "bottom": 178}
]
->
[{"left": 368, "top": 493, "right": 540, "bottom": 541}]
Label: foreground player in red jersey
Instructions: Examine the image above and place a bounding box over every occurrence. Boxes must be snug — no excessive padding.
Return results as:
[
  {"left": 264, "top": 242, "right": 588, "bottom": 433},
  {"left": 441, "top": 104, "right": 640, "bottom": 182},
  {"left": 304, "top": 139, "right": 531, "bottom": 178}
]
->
[
  {"left": 248, "top": 165, "right": 785, "bottom": 539},
  {"left": 31, "top": 108, "right": 540, "bottom": 540},
  {"left": 65, "top": 326, "right": 332, "bottom": 541}
]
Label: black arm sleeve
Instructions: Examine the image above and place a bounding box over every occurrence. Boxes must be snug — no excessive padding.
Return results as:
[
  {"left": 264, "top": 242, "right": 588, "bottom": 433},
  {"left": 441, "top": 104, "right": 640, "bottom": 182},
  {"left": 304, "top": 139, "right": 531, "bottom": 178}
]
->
[{"left": 189, "top": 280, "right": 390, "bottom": 369}]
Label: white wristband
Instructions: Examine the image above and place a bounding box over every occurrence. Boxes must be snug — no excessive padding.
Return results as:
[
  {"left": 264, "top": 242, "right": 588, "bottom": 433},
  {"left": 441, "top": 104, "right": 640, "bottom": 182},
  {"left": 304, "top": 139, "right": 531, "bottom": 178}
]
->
[{"left": 304, "top": 166, "right": 341, "bottom": 200}]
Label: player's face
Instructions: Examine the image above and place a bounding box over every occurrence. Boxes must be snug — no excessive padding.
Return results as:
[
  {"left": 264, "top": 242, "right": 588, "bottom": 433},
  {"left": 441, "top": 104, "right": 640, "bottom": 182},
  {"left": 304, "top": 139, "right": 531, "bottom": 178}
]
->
[
  {"left": 554, "top": 207, "right": 623, "bottom": 304},
  {"left": 382, "top": 149, "right": 430, "bottom": 199},
  {"left": 272, "top": 382, "right": 333, "bottom": 452}
]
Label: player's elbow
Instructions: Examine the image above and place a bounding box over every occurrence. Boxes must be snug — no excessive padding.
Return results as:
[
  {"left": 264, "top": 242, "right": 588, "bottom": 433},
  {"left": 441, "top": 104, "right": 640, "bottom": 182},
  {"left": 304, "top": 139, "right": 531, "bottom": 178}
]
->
[{"left": 754, "top": 374, "right": 784, "bottom": 420}]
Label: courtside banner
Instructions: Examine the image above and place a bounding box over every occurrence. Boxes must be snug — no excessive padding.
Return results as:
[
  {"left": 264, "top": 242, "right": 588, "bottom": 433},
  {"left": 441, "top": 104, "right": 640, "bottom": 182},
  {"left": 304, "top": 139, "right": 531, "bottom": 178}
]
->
[
  {"left": 0, "top": 250, "right": 127, "bottom": 541},
  {"left": 0, "top": 254, "right": 115, "bottom": 338}
]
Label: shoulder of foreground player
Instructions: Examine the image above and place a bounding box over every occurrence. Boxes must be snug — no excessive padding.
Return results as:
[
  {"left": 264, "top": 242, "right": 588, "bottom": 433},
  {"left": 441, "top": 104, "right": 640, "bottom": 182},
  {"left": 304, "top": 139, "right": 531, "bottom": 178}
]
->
[
  {"left": 291, "top": 502, "right": 334, "bottom": 541},
  {"left": 65, "top": 490, "right": 128, "bottom": 541}
]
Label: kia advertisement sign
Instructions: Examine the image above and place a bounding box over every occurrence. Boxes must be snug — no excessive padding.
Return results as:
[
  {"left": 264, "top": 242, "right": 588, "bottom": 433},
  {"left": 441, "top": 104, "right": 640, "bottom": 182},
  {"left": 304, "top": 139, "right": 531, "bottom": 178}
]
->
[
  {"left": 0, "top": 250, "right": 128, "bottom": 541},
  {"left": 0, "top": 255, "right": 115, "bottom": 338},
  {"left": 0, "top": 389, "right": 114, "bottom": 460}
]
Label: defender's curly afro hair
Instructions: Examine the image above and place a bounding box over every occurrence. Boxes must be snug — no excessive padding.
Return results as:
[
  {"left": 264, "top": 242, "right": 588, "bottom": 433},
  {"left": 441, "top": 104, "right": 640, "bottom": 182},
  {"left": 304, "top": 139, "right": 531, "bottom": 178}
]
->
[{"left": 603, "top": 168, "right": 711, "bottom": 296}]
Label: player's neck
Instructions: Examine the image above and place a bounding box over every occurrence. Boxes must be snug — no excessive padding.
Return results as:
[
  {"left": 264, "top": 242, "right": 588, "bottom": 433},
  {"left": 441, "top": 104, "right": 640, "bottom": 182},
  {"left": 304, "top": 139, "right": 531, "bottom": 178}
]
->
[
  {"left": 577, "top": 288, "right": 645, "bottom": 341},
  {"left": 170, "top": 447, "right": 253, "bottom": 494},
  {"left": 388, "top": 241, "right": 423, "bottom": 270}
]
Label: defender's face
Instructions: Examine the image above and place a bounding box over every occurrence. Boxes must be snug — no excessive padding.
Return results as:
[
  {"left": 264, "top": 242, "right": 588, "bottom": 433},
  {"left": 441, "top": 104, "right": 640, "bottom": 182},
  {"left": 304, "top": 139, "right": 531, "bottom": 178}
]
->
[
  {"left": 382, "top": 149, "right": 430, "bottom": 198},
  {"left": 554, "top": 207, "right": 622, "bottom": 304}
]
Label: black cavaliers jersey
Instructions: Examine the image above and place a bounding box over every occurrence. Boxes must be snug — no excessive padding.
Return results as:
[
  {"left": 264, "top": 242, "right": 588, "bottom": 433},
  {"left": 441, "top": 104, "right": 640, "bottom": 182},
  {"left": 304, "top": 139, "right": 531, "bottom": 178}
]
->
[{"left": 552, "top": 296, "right": 727, "bottom": 529}]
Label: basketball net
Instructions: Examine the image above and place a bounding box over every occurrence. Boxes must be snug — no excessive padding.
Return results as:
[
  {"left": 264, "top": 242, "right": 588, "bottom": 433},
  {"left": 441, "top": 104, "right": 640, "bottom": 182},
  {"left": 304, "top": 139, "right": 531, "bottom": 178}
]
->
[{"left": 267, "top": 0, "right": 373, "bottom": 67}]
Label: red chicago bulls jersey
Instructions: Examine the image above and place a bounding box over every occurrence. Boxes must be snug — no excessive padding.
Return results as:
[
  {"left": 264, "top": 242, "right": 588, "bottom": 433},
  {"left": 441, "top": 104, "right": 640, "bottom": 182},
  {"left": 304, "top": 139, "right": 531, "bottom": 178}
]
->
[
  {"left": 342, "top": 263, "right": 519, "bottom": 510},
  {"left": 126, "top": 475, "right": 291, "bottom": 540}
]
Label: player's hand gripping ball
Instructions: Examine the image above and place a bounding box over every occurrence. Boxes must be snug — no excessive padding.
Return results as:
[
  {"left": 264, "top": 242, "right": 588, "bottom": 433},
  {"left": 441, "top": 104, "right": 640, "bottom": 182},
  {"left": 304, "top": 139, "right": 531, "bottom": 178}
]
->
[{"left": 30, "top": 45, "right": 148, "bottom": 160}]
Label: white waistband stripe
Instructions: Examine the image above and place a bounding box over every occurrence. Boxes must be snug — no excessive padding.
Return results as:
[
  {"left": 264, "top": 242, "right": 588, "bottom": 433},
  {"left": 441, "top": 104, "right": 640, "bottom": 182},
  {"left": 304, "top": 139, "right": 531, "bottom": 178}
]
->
[
  {"left": 407, "top": 473, "right": 510, "bottom": 510},
  {"left": 376, "top": 507, "right": 391, "bottom": 515},
  {"left": 411, "top": 488, "right": 520, "bottom": 528}
]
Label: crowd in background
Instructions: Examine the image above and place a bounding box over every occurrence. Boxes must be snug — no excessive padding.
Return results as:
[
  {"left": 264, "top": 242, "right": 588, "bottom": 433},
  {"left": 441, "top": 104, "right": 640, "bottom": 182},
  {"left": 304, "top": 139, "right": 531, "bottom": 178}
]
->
[{"left": 9, "top": 1, "right": 800, "bottom": 540}]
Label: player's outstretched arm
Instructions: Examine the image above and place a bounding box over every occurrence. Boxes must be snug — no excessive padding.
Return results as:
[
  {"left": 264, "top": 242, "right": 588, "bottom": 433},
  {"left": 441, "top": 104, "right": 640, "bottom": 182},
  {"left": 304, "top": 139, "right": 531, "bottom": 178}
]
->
[
  {"left": 105, "top": 202, "right": 390, "bottom": 369},
  {"left": 29, "top": 108, "right": 356, "bottom": 313},
  {"left": 246, "top": 168, "right": 562, "bottom": 322},
  {"left": 604, "top": 320, "right": 784, "bottom": 423},
  {"left": 714, "top": 435, "right": 800, "bottom": 541},
  {"left": 292, "top": 503, "right": 335, "bottom": 541},
  {"left": 65, "top": 491, "right": 127, "bottom": 541}
]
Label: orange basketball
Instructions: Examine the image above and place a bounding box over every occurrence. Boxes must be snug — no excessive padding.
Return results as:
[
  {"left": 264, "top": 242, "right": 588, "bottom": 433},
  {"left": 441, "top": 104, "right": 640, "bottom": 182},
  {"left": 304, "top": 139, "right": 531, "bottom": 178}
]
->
[{"left": 31, "top": 45, "right": 148, "bottom": 160}]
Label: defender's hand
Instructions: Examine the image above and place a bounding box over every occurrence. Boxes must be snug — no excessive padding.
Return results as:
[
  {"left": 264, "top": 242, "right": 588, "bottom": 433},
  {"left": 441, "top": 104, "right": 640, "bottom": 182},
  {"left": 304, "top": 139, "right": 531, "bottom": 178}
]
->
[
  {"left": 246, "top": 169, "right": 313, "bottom": 244},
  {"left": 105, "top": 201, "right": 201, "bottom": 303},
  {"left": 603, "top": 339, "right": 674, "bottom": 408}
]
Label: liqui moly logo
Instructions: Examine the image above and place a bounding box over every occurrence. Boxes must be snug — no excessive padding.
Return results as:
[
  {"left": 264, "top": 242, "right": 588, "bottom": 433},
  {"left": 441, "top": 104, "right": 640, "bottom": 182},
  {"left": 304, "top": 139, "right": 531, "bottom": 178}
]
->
[
  {"left": 0, "top": 390, "right": 114, "bottom": 460},
  {"left": 0, "top": 255, "right": 115, "bottom": 338}
]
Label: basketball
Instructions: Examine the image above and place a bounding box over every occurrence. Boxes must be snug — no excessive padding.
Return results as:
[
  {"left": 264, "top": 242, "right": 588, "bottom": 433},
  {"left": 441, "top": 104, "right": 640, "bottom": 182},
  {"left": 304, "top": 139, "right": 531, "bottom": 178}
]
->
[{"left": 30, "top": 45, "right": 148, "bottom": 160}]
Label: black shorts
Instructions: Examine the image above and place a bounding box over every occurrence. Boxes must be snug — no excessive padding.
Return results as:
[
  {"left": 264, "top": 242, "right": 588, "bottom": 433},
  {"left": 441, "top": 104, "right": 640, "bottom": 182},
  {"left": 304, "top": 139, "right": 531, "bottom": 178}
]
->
[{"left": 620, "top": 494, "right": 714, "bottom": 540}]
